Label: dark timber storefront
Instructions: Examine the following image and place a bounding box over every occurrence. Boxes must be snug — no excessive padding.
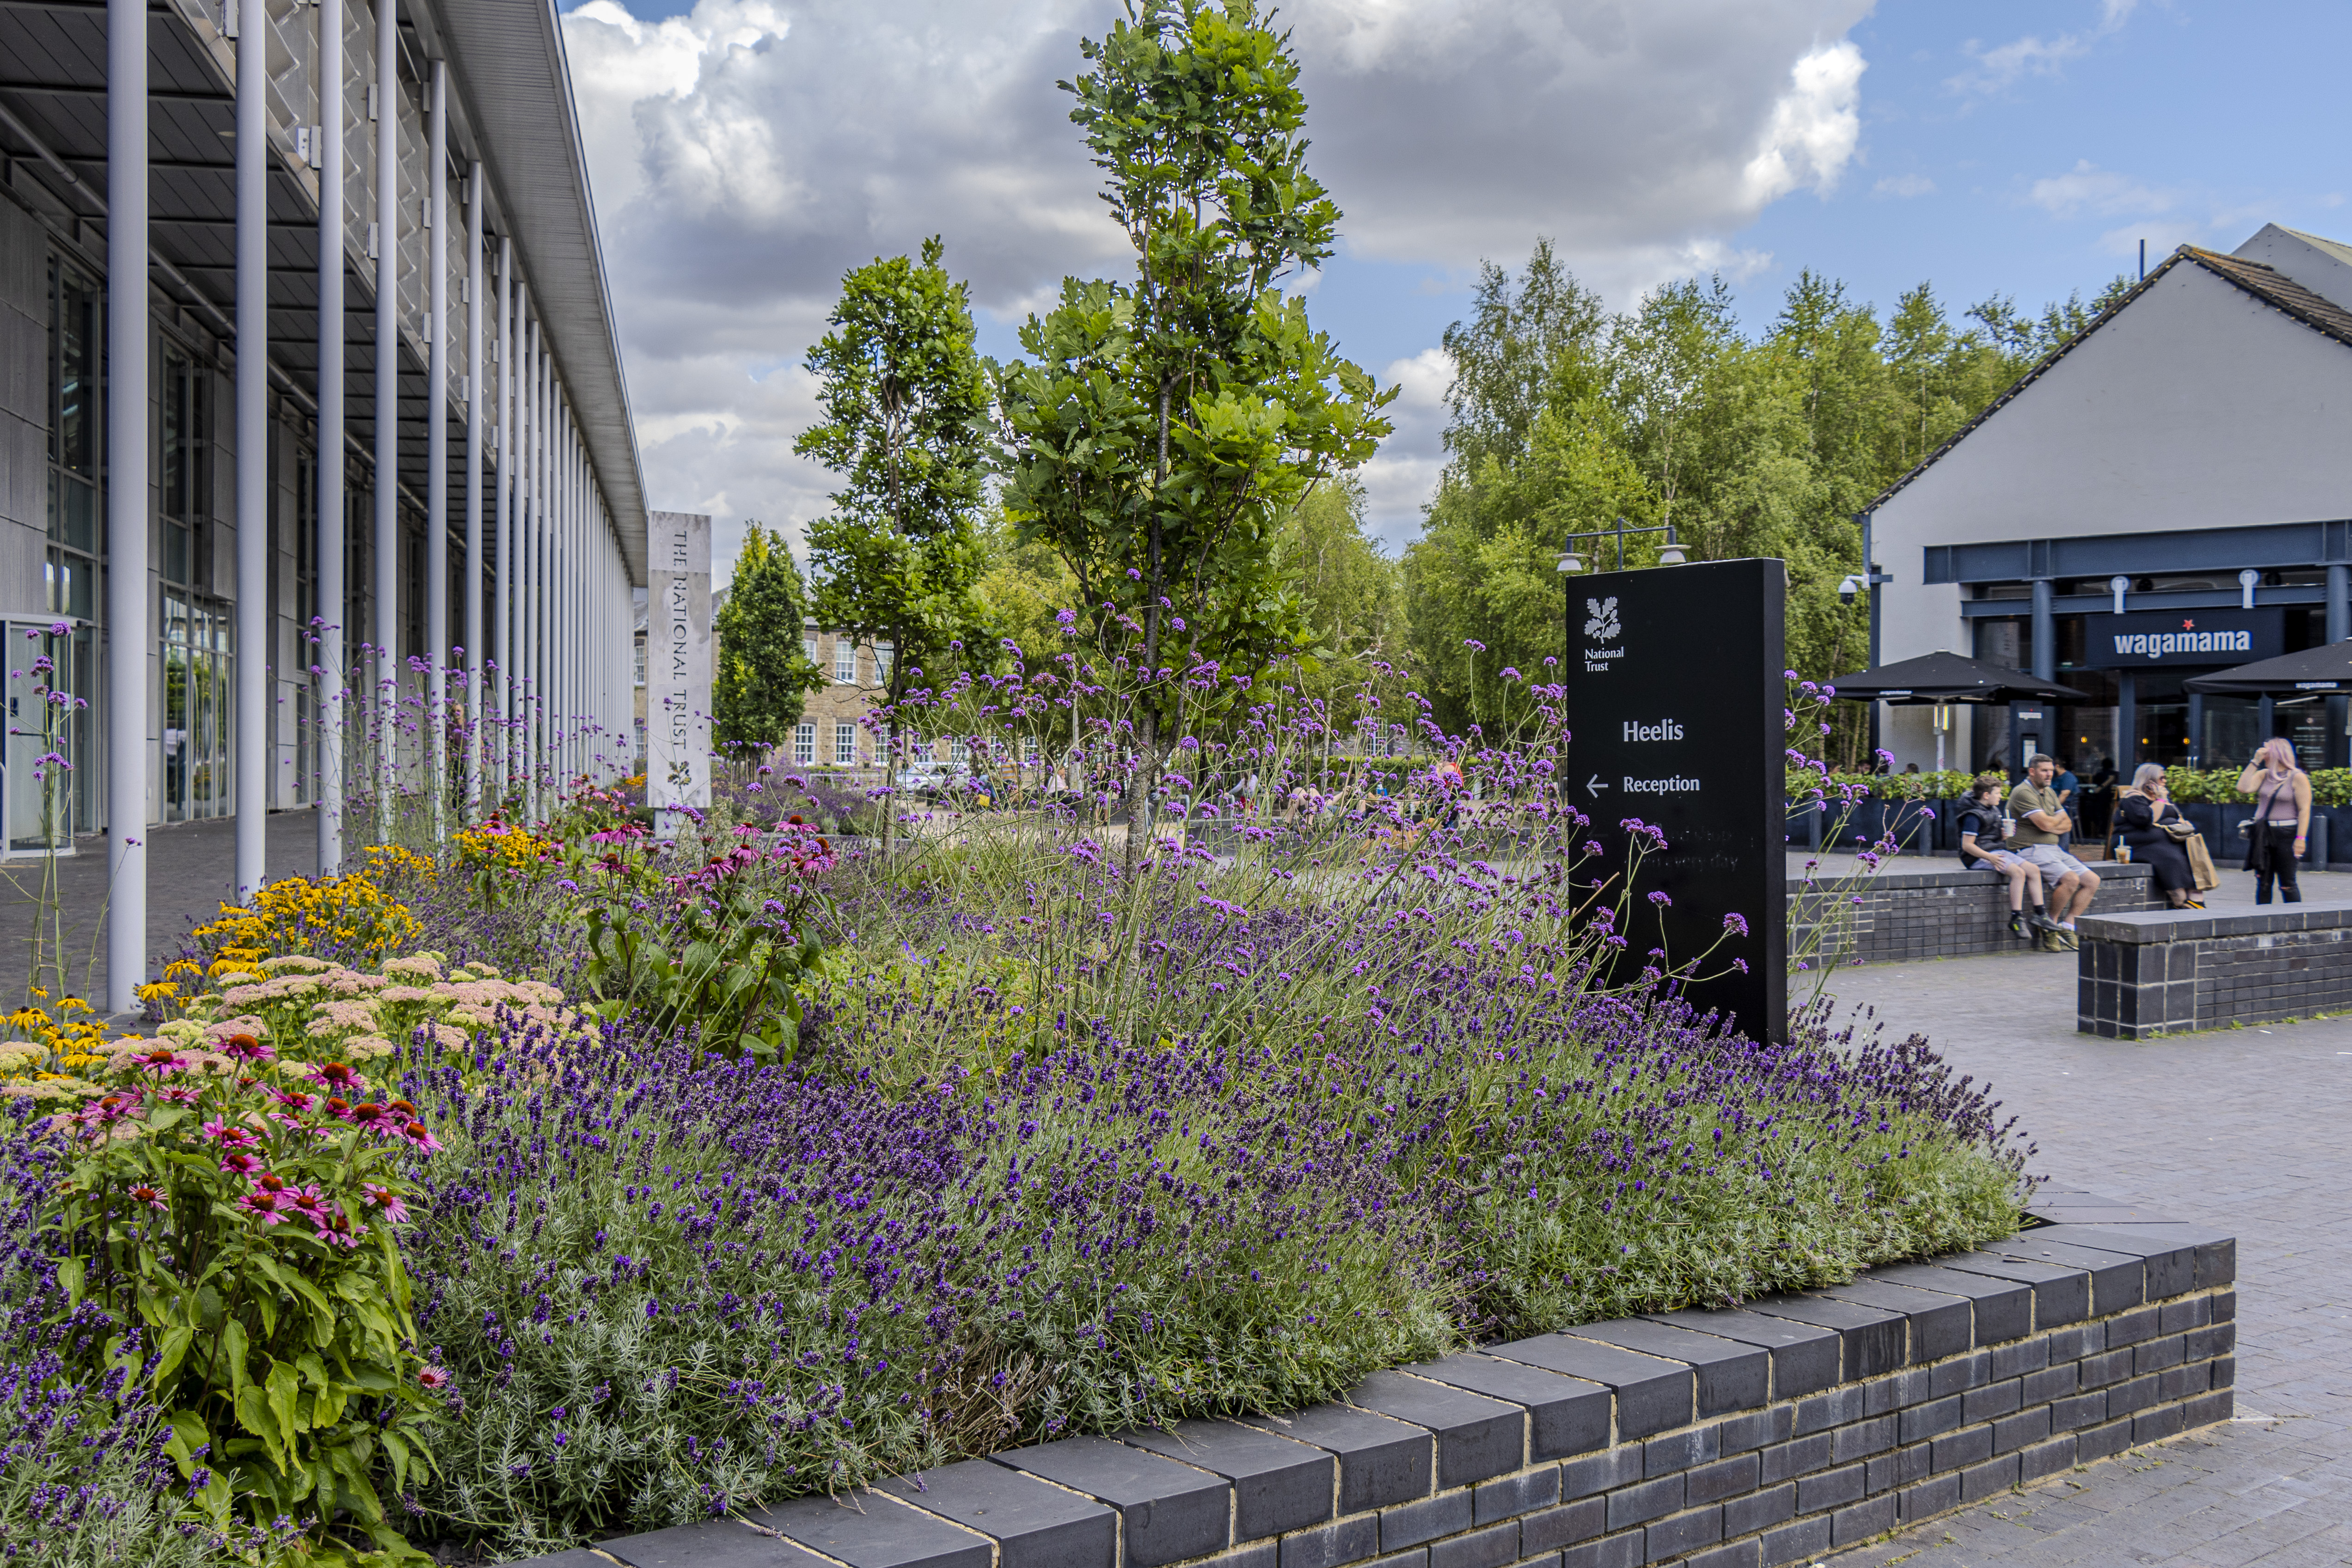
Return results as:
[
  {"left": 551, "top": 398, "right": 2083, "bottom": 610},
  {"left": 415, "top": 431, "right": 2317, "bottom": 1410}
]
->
[{"left": 1932, "top": 521, "right": 2351, "bottom": 776}]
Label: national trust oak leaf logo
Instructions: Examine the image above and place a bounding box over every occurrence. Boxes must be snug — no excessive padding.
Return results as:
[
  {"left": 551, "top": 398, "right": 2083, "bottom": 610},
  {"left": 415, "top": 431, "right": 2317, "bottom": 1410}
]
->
[{"left": 1585, "top": 596, "right": 1621, "bottom": 642}]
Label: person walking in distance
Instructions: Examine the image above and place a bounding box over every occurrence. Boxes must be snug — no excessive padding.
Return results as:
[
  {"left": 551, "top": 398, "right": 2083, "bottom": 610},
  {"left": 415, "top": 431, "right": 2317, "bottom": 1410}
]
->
[
  {"left": 2006, "top": 754, "right": 2101, "bottom": 947},
  {"left": 2236, "top": 738, "right": 2312, "bottom": 904}
]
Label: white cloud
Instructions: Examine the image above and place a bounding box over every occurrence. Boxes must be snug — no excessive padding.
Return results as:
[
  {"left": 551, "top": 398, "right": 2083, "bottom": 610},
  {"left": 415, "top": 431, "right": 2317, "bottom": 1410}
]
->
[
  {"left": 1358, "top": 348, "right": 1453, "bottom": 552},
  {"left": 1948, "top": 0, "right": 2137, "bottom": 95},
  {"left": 558, "top": 0, "right": 1877, "bottom": 567},
  {"left": 1873, "top": 172, "right": 1936, "bottom": 199},
  {"left": 2027, "top": 160, "right": 2173, "bottom": 220},
  {"left": 1740, "top": 43, "right": 1866, "bottom": 207}
]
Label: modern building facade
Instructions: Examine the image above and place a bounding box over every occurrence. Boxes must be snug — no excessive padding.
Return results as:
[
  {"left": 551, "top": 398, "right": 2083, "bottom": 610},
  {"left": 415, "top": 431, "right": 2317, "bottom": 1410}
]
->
[
  {"left": 0, "top": 0, "right": 647, "bottom": 1009},
  {"left": 1866, "top": 225, "right": 2352, "bottom": 781}
]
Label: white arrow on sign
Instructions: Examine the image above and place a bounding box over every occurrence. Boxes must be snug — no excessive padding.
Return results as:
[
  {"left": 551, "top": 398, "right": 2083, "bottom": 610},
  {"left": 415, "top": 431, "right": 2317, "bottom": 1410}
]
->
[{"left": 1586, "top": 773, "right": 1605, "bottom": 798}]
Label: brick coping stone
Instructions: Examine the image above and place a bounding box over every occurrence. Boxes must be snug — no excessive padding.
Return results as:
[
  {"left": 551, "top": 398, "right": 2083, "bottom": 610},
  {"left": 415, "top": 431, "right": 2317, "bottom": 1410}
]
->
[
  {"left": 1784, "top": 862, "right": 2155, "bottom": 895},
  {"left": 522, "top": 1188, "right": 2231, "bottom": 1568},
  {"left": 2076, "top": 897, "right": 2352, "bottom": 943}
]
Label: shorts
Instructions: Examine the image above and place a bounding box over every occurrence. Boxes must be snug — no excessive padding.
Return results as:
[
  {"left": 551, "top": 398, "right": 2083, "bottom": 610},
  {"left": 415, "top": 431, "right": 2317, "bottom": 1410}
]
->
[
  {"left": 2016, "top": 843, "right": 2092, "bottom": 879},
  {"left": 1972, "top": 850, "right": 2027, "bottom": 875}
]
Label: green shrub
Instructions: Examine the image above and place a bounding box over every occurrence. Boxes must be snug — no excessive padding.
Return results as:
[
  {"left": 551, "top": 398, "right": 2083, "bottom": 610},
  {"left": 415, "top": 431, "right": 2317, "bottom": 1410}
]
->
[{"left": 40, "top": 1038, "right": 443, "bottom": 1553}]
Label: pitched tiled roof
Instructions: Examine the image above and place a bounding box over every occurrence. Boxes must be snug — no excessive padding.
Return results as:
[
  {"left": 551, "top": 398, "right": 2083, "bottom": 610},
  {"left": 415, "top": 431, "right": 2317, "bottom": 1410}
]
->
[{"left": 1868, "top": 245, "right": 2352, "bottom": 508}]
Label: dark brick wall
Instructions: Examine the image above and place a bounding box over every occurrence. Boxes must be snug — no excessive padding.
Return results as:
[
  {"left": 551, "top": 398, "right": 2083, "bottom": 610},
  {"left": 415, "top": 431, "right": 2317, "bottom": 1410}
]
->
[
  {"left": 1792, "top": 864, "right": 2161, "bottom": 968},
  {"left": 554, "top": 1209, "right": 2236, "bottom": 1568},
  {"left": 2077, "top": 900, "right": 2352, "bottom": 1039}
]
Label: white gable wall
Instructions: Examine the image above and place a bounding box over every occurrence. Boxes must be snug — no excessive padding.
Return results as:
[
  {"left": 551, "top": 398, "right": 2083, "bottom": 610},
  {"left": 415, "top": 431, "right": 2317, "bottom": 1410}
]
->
[
  {"left": 1870, "top": 261, "right": 2352, "bottom": 769},
  {"left": 2235, "top": 224, "right": 2352, "bottom": 312}
]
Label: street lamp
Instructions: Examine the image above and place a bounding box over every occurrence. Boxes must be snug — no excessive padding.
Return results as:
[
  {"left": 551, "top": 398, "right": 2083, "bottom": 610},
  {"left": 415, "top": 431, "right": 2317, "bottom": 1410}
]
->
[
  {"left": 1561, "top": 517, "right": 1684, "bottom": 572},
  {"left": 1848, "top": 512, "right": 1895, "bottom": 759}
]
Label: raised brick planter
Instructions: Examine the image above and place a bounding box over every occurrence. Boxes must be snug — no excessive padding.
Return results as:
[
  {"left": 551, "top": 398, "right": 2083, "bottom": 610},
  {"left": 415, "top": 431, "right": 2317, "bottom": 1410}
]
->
[
  {"left": 1790, "top": 862, "right": 2160, "bottom": 967},
  {"left": 528, "top": 1190, "right": 2234, "bottom": 1568},
  {"left": 2076, "top": 899, "right": 2352, "bottom": 1038}
]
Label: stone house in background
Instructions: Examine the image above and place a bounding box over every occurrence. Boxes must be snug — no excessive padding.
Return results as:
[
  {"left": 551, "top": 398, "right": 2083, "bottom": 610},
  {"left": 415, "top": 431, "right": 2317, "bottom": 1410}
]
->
[{"left": 792, "top": 623, "right": 891, "bottom": 772}]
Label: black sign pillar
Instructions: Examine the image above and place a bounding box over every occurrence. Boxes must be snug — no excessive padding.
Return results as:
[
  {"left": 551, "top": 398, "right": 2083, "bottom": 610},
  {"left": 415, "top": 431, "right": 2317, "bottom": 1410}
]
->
[{"left": 1562, "top": 557, "right": 1787, "bottom": 1042}]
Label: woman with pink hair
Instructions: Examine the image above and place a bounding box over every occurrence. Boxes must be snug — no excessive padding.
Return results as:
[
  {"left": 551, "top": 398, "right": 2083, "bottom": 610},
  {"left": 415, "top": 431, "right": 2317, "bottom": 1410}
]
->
[{"left": 2236, "top": 737, "right": 2312, "bottom": 904}]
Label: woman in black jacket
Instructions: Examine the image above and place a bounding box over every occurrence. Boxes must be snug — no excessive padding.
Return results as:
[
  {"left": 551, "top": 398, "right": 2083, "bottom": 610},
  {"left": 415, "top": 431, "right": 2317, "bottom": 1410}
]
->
[{"left": 2115, "top": 763, "right": 2199, "bottom": 908}]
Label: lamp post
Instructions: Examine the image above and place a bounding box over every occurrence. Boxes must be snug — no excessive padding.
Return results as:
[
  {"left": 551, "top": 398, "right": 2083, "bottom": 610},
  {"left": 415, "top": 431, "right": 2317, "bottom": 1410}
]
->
[{"left": 1841, "top": 512, "right": 1895, "bottom": 762}]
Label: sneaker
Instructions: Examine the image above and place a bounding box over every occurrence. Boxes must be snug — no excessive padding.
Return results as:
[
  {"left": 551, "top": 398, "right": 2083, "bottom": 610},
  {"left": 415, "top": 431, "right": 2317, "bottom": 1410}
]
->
[{"left": 2009, "top": 912, "right": 2029, "bottom": 939}]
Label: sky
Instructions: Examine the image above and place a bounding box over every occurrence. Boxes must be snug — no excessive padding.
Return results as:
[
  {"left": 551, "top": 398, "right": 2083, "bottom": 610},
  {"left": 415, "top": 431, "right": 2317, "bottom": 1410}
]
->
[{"left": 554, "top": 0, "right": 2352, "bottom": 571}]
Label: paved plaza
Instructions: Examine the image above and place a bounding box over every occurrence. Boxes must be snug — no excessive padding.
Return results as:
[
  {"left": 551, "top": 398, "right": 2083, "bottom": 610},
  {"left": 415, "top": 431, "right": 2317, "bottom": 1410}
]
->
[
  {"left": 0, "top": 811, "right": 320, "bottom": 1009},
  {"left": 1813, "top": 932, "right": 2352, "bottom": 1566}
]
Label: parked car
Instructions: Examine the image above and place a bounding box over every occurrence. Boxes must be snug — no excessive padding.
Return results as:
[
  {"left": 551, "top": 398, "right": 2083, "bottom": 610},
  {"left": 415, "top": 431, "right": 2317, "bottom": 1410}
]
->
[{"left": 893, "top": 761, "right": 952, "bottom": 795}]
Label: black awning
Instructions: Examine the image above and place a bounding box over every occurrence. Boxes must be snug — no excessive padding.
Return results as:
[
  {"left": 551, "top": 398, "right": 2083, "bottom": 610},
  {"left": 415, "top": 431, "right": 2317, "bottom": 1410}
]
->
[
  {"left": 2184, "top": 642, "right": 2352, "bottom": 694},
  {"left": 1824, "top": 650, "right": 2091, "bottom": 704}
]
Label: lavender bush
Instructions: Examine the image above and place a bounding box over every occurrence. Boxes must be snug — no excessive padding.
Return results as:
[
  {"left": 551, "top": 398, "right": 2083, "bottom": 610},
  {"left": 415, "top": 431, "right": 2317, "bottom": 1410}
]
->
[{"left": 37, "top": 617, "right": 2031, "bottom": 1562}]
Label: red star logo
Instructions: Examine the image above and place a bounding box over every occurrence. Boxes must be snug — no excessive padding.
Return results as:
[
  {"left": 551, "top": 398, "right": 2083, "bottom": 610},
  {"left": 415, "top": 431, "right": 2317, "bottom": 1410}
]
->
[{"left": 2181, "top": 618, "right": 2195, "bottom": 630}]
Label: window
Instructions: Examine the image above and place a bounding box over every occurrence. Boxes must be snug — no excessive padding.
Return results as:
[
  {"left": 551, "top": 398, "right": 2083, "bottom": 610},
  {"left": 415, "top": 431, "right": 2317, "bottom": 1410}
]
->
[
  {"left": 291, "top": 447, "right": 317, "bottom": 805},
  {"left": 802, "top": 637, "right": 818, "bottom": 667},
  {"left": 793, "top": 723, "right": 815, "bottom": 765},
  {"left": 634, "top": 632, "right": 646, "bottom": 687},
  {"left": 835, "top": 723, "right": 857, "bottom": 766},
  {"left": 1023, "top": 736, "right": 1040, "bottom": 765},
  {"left": 45, "top": 258, "right": 100, "bottom": 622},
  {"left": 34, "top": 258, "right": 100, "bottom": 839},
  {"left": 162, "top": 590, "right": 233, "bottom": 822},
  {"left": 874, "top": 642, "right": 894, "bottom": 684},
  {"left": 161, "top": 348, "right": 212, "bottom": 593},
  {"left": 834, "top": 638, "right": 858, "bottom": 684},
  {"left": 949, "top": 734, "right": 968, "bottom": 766}
]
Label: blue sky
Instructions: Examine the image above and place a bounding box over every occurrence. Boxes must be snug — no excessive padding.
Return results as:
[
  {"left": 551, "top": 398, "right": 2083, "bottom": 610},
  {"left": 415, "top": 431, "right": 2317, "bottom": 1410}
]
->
[{"left": 560, "top": 0, "right": 2351, "bottom": 561}]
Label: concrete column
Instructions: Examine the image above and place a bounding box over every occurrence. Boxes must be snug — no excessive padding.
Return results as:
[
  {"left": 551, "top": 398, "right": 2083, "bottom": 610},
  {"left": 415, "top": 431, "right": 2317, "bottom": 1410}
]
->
[
  {"left": 2117, "top": 674, "right": 2137, "bottom": 780},
  {"left": 317, "top": 0, "right": 345, "bottom": 875},
  {"left": 372, "top": 0, "right": 398, "bottom": 841},
  {"left": 2030, "top": 578, "right": 2056, "bottom": 683},
  {"left": 2328, "top": 564, "right": 2348, "bottom": 767},
  {"left": 106, "top": 0, "right": 149, "bottom": 1015},
  {"left": 525, "top": 314, "right": 543, "bottom": 816},
  {"left": 233, "top": 0, "right": 267, "bottom": 897},
  {"left": 424, "top": 60, "right": 447, "bottom": 833},
  {"left": 493, "top": 243, "right": 512, "bottom": 798},
  {"left": 463, "top": 161, "right": 483, "bottom": 811}
]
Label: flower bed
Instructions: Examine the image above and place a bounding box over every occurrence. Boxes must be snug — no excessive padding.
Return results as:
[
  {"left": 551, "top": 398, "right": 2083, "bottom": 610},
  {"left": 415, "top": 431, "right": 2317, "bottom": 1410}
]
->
[{"left": 0, "top": 654, "right": 2039, "bottom": 1564}]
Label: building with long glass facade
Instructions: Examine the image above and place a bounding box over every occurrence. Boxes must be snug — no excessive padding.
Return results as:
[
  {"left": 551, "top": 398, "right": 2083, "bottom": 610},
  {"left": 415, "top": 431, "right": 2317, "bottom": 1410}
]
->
[{"left": 0, "top": 0, "right": 647, "bottom": 1010}]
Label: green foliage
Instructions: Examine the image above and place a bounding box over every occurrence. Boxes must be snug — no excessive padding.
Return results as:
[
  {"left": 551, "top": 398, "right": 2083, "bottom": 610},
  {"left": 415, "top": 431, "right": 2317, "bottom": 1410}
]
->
[
  {"left": 798, "top": 237, "right": 995, "bottom": 724},
  {"left": 577, "top": 832, "right": 833, "bottom": 1065},
  {"left": 997, "top": 0, "right": 1394, "bottom": 696},
  {"left": 712, "top": 526, "right": 824, "bottom": 753},
  {"left": 1406, "top": 242, "right": 2133, "bottom": 753},
  {"left": 45, "top": 1051, "right": 440, "bottom": 1555}
]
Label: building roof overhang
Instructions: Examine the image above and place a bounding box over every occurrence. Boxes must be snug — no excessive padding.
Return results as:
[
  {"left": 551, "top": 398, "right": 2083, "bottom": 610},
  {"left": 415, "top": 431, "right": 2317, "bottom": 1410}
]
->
[{"left": 425, "top": 0, "right": 647, "bottom": 583}]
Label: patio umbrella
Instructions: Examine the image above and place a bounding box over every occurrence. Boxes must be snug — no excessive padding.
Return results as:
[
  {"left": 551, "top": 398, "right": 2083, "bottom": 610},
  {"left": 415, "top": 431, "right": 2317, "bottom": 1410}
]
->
[
  {"left": 1823, "top": 650, "right": 2090, "bottom": 705},
  {"left": 2184, "top": 643, "right": 2352, "bottom": 694}
]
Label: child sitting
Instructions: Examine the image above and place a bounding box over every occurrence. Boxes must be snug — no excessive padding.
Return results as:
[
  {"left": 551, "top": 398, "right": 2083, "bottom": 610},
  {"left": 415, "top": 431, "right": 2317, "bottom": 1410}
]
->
[{"left": 1956, "top": 773, "right": 2058, "bottom": 944}]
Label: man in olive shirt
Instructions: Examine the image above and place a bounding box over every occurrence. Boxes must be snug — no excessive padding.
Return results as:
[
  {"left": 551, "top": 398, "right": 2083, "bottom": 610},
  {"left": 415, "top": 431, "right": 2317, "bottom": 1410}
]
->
[{"left": 2008, "top": 754, "right": 2101, "bottom": 945}]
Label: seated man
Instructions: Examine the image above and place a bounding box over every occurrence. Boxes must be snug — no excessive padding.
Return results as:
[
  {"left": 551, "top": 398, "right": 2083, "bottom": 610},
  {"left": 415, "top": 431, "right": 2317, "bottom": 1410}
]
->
[
  {"left": 1956, "top": 773, "right": 2054, "bottom": 943},
  {"left": 2006, "top": 754, "right": 2101, "bottom": 946}
]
